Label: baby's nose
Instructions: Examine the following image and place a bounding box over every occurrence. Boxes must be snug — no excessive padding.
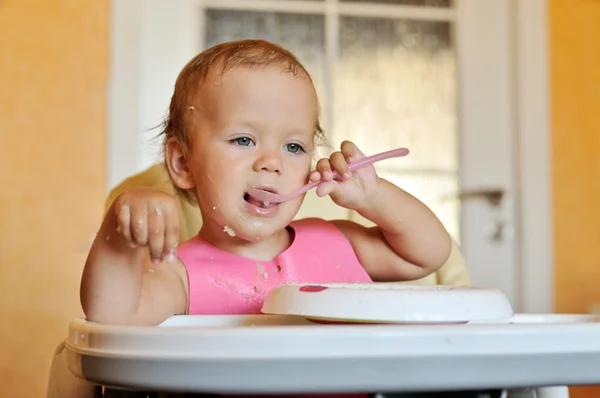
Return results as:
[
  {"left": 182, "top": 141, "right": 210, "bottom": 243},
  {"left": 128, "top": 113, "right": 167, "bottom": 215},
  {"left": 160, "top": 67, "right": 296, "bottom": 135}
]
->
[{"left": 254, "top": 152, "right": 283, "bottom": 174}]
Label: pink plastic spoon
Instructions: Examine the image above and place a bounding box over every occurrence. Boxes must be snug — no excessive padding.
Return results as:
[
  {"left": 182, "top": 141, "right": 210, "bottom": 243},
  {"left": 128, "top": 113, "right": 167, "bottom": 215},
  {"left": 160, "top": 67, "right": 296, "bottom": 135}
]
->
[{"left": 247, "top": 147, "right": 410, "bottom": 204}]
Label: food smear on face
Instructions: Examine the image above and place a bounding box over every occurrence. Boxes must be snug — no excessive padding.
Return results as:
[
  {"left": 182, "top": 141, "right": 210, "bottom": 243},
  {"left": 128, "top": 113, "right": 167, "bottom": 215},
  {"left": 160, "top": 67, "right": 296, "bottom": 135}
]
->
[{"left": 223, "top": 225, "right": 236, "bottom": 237}]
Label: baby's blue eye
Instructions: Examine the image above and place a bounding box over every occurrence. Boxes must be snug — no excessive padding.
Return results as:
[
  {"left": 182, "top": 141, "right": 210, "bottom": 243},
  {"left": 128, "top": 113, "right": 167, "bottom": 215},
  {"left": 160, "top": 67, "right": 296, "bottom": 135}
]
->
[
  {"left": 231, "top": 137, "right": 254, "bottom": 147},
  {"left": 285, "top": 143, "right": 305, "bottom": 154}
]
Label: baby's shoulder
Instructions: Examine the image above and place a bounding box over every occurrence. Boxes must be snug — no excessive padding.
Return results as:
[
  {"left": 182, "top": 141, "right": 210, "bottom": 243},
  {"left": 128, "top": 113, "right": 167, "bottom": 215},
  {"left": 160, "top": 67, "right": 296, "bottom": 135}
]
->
[
  {"left": 177, "top": 235, "right": 204, "bottom": 252},
  {"left": 289, "top": 217, "right": 356, "bottom": 246},
  {"left": 290, "top": 216, "right": 334, "bottom": 230},
  {"left": 176, "top": 236, "right": 220, "bottom": 264}
]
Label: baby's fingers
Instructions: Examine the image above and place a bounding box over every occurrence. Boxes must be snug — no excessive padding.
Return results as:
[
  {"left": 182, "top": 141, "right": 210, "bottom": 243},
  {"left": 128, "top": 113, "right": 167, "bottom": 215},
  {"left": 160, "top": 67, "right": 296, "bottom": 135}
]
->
[
  {"left": 329, "top": 151, "right": 351, "bottom": 181},
  {"left": 163, "top": 205, "right": 180, "bottom": 263},
  {"left": 316, "top": 158, "right": 334, "bottom": 181},
  {"left": 340, "top": 140, "right": 362, "bottom": 162},
  {"left": 316, "top": 180, "right": 339, "bottom": 198},
  {"left": 116, "top": 203, "right": 134, "bottom": 244},
  {"left": 309, "top": 170, "right": 321, "bottom": 182},
  {"left": 147, "top": 206, "right": 165, "bottom": 264},
  {"left": 130, "top": 204, "right": 149, "bottom": 247}
]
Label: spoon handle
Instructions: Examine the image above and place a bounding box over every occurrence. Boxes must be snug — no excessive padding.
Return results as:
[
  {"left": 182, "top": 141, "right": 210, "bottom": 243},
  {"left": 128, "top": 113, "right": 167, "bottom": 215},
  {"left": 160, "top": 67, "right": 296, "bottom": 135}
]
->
[{"left": 287, "top": 147, "right": 410, "bottom": 199}]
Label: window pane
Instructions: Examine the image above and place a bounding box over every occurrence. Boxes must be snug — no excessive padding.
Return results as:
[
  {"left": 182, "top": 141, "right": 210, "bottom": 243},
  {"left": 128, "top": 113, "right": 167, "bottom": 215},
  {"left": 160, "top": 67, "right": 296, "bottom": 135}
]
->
[
  {"left": 205, "top": 10, "right": 326, "bottom": 115},
  {"left": 335, "top": 16, "right": 458, "bottom": 236},
  {"left": 334, "top": 17, "right": 457, "bottom": 171},
  {"left": 340, "top": 0, "right": 450, "bottom": 6}
]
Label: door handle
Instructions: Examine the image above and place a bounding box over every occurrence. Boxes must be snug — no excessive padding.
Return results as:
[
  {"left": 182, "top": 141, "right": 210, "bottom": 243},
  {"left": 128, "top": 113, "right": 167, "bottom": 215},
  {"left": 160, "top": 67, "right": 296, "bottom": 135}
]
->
[
  {"left": 458, "top": 188, "right": 512, "bottom": 242},
  {"left": 458, "top": 188, "right": 506, "bottom": 207}
]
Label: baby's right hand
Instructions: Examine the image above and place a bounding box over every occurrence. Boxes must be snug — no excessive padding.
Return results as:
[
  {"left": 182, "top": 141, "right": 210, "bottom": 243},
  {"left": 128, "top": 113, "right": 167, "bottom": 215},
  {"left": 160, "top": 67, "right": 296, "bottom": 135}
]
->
[{"left": 111, "top": 188, "right": 180, "bottom": 265}]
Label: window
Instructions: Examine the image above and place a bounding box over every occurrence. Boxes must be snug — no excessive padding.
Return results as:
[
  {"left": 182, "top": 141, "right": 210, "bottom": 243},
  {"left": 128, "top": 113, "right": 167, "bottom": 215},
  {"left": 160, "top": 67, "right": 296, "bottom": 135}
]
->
[{"left": 189, "top": 0, "right": 459, "bottom": 238}]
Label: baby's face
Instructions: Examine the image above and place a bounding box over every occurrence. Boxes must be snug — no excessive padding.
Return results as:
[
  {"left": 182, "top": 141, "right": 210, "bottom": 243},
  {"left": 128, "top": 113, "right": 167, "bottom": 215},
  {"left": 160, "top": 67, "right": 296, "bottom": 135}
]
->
[{"left": 187, "top": 65, "right": 319, "bottom": 242}]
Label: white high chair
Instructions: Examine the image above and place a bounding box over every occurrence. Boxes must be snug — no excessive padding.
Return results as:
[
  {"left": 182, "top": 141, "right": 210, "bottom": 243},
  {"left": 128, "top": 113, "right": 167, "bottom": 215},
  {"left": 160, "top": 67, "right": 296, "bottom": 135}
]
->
[
  {"left": 46, "top": 335, "right": 571, "bottom": 398},
  {"left": 48, "top": 285, "right": 587, "bottom": 398},
  {"left": 48, "top": 314, "right": 584, "bottom": 398}
]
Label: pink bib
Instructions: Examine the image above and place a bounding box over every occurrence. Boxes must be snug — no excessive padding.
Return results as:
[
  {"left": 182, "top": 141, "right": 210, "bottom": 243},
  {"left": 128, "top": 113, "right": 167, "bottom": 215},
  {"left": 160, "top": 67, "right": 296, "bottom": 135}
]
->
[{"left": 177, "top": 217, "right": 372, "bottom": 315}]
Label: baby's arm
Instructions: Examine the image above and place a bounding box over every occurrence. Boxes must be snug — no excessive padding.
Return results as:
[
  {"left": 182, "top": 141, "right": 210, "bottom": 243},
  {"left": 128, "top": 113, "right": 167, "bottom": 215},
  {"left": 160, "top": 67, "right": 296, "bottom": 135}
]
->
[
  {"left": 332, "top": 178, "right": 451, "bottom": 281},
  {"left": 314, "top": 141, "right": 451, "bottom": 281},
  {"left": 80, "top": 188, "right": 188, "bottom": 326}
]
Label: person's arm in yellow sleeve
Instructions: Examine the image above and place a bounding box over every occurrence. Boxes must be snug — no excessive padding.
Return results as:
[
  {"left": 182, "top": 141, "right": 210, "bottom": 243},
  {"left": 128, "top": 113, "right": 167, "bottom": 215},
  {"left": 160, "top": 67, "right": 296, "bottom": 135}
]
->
[
  {"left": 435, "top": 238, "right": 471, "bottom": 286},
  {"left": 104, "top": 163, "right": 170, "bottom": 212}
]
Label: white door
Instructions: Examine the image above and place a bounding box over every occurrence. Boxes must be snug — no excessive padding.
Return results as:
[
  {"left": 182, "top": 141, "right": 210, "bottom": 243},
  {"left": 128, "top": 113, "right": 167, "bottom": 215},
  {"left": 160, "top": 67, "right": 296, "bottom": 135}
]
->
[{"left": 108, "top": 0, "right": 552, "bottom": 313}]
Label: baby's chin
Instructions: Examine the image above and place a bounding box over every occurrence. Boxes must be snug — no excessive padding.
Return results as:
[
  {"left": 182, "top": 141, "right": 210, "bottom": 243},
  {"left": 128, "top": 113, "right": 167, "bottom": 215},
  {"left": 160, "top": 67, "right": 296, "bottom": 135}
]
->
[
  {"left": 200, "top": 199, "right": 300, "bottom": 242},
  {"left": 221, "top": 217, "right": 293, "bottom": 243}
]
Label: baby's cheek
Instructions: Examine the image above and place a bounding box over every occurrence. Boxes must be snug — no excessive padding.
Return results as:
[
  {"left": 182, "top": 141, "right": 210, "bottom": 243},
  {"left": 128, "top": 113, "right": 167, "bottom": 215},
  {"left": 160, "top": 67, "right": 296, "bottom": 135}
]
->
[
  {"left": 287, "top": 194, "right": 306, "bottom": 217},
  {"left": 303, "top": 160, "right": 314, "bottom": 181},
  {"left": 300, "top": 172, "right": 312, "bottom": 185}
]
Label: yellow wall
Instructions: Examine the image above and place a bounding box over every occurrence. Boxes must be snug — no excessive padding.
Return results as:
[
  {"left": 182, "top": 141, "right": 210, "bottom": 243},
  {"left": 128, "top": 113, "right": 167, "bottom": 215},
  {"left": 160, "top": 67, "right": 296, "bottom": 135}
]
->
[
  {"left": 551, "top": 0, "right": 600, "bottom": 313},
  {"left": 0, "top": 1, "right": 108, "bottom": 397},
  {"left": 550, "top": 0, "right": 600, "bottom": 396}
]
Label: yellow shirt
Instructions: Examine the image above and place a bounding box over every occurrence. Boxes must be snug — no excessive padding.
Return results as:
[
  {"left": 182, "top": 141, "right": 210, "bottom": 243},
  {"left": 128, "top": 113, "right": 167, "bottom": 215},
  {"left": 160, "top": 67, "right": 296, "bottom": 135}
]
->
[{"left": 105, "top": 163, "right": 471, "bottom": 286}]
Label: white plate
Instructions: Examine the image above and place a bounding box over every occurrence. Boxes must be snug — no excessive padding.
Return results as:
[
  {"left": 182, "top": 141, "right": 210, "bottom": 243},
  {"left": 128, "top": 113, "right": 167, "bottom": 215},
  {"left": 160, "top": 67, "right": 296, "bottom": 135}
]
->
[{"left": 261, "top": 283, "right": 514, "bottom": 323}]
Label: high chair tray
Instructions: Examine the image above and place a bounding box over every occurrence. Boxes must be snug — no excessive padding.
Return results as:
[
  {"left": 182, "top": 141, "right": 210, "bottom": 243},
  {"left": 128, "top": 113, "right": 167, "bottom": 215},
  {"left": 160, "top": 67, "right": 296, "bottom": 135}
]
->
[{"left": 65, "top": 314, "right": 600, "bottom": 394}]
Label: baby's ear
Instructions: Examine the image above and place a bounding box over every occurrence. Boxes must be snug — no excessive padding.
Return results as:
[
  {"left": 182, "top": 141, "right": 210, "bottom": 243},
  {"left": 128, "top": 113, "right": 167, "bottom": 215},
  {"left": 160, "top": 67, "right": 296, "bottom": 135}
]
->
[{"left": 165, "top": 138, "right": 195, "bottom": 190}]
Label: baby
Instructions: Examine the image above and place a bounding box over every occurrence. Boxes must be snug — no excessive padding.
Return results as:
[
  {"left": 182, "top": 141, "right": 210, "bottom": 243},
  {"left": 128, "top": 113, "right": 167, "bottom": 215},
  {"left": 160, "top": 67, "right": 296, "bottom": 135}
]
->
[{"left": 80, "top": 39, "right": 452, "bottom": 326}]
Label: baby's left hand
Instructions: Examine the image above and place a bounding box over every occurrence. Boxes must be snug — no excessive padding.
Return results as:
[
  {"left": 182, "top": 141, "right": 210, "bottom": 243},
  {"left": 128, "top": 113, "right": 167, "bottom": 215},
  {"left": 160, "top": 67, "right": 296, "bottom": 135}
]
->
[{"left": 312, "top": 140, "right": 381, "bottom": 211}]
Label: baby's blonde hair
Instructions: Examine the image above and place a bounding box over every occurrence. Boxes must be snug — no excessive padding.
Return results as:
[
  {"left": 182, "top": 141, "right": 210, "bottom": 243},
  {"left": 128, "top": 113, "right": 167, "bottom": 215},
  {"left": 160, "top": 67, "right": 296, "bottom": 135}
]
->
[{"left": 159, "top": 39, "right": 325, "bottom": 204}]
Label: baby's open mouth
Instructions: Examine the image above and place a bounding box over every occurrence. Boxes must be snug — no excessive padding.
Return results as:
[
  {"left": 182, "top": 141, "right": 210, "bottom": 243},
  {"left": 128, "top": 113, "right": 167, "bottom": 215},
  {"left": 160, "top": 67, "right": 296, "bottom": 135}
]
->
[{"left": 244, "top": 191, "right": 277, "bottom": 209}]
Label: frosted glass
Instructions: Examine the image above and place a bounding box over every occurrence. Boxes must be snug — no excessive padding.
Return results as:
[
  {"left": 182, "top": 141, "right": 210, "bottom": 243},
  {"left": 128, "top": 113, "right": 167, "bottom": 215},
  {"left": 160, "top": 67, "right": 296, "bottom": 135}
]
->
[
  {"left": 334, "top": 16, "right": 457, "bottom": 171},
  {"left": 205, "top": 10, "right": 326, "bottom": 113}
]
